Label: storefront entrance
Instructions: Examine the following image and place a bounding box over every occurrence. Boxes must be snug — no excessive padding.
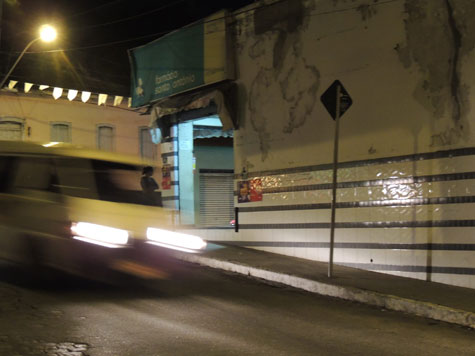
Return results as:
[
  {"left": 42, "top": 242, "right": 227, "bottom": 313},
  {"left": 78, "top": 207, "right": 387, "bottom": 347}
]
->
[{"left": 176, "top": 116, "right": 234, "bottom": 227}]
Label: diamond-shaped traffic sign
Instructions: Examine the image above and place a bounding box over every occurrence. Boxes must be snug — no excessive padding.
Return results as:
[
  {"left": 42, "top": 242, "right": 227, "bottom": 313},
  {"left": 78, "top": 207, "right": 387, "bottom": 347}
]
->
[{"left": 320, "top": 80, "right": 352, "bottom": 120}]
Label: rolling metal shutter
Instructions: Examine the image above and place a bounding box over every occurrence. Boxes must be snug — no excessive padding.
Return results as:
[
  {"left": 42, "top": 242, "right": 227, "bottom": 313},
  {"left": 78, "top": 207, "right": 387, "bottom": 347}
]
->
[{"left": 199, "top": 172, "right": 234, "bottom": 227}]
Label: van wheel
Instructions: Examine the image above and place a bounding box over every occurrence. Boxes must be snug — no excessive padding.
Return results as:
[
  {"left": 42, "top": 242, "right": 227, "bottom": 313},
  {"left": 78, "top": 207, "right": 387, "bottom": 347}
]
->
[
  {"left": 21, "top": 235, "right": 50, "bottom": 282},
  {"left": 23, "top": 235, "right": 42, "bottom": 266}
]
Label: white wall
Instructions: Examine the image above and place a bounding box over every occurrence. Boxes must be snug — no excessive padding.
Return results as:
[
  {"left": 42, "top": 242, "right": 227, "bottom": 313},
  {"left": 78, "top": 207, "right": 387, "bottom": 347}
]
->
[
  {"left": 185, "top": 0, "right": 475, "bottom": 289},
  {"left": 233, "top": 0, "right": 473, "bottom": 169}
]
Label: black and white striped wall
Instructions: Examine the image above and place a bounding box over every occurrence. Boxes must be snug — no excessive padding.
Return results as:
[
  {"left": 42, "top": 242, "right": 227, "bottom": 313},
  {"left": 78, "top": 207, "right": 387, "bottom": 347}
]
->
[
  {"left": 160, "top": 125, "right": 179, "bottom": 211},
  {"left": 182, "top": 147, "right": 475, "bottom": 289}
]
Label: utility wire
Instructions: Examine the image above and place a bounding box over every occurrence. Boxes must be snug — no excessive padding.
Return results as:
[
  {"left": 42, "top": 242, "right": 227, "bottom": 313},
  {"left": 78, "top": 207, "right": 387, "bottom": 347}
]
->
[
  {"left": 72, "top": 0, "right": 186, "bottom": 30},
  {"left": 70, "top": 0, "right": 401, "bottom": 32},
  {"left": 2, "top": 0, "right": 402, "bottom": 55},
  {"left": 0, "top": 0, "right": 297, "bottom": 54},
  {"left": 66, "top": 0, "right": 126, "bottom": 19},
  {"left": 0, "top": 0, "right": 307, "bottom": 54}
]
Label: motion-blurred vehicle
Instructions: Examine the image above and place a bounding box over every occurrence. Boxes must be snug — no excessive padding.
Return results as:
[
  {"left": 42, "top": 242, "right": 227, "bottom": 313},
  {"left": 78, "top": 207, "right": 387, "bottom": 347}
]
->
[{"left": 0, "top": 141, "right": 206, "bottom": 281}]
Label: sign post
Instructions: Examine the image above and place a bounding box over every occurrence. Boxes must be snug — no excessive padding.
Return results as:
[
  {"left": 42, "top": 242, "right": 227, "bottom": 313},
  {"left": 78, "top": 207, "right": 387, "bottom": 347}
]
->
[{"left": 320, "top": 80, "right": 352, "bottom": 278}]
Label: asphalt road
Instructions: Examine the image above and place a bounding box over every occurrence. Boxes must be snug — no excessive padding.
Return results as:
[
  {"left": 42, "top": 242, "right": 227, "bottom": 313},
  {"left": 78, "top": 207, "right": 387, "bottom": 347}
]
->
[{"left": 0, "top": 260, "right": 474, "bottom": 356}]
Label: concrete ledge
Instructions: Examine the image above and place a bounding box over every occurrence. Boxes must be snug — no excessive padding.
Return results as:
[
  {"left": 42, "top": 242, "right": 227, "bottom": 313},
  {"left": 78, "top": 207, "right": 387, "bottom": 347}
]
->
[{"left": 176, "top": 253, "right": 475, "bottom": 329}]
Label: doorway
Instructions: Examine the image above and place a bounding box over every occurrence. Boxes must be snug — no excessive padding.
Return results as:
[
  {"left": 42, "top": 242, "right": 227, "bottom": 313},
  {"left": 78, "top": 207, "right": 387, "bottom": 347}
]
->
[{"left": 177, "top": 115, "right": 234, "bottom": 227}]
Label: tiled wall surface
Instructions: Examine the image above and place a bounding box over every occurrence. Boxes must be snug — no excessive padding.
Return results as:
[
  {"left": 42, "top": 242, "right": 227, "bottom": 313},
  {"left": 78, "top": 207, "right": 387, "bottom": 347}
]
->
[
  {"left": 184, "top": 148, "right": 475, "bottom": 289},
  {"left": 160, "top": 126, "right": 179, "bottom": 210}
]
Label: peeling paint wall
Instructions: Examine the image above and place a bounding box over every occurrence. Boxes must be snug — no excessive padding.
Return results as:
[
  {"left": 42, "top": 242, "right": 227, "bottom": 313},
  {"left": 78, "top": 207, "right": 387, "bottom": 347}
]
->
[
  {"left": 204, "top": 0, "right": 475, "bottom": 289},
  {"left": 233, "top": 0, "right": 475, "bottom": 170},
  {"left": 235, "top": 0, "right": 405, "bottom": 168},
  {"left": 236, "top": 0, "right": 320, "bottom": 163},
  {"left": 395, "top": 0, "right": 475, "bottom": 147}
]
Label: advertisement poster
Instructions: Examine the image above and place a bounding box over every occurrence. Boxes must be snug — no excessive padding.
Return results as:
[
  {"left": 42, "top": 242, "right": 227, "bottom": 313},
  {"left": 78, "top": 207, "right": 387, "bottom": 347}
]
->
[
  {"left": 238, "top": 179, "right": 262, "bottom": 203},
  {"left": 162, "top": 164, "right": 171, "bottom": 190}
]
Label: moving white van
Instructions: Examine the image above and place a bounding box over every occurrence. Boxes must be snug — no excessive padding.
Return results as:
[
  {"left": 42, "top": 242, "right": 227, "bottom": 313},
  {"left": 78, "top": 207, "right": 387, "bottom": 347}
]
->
[{"left": 0, "top": 141, "right": 206, "bottom": 281}]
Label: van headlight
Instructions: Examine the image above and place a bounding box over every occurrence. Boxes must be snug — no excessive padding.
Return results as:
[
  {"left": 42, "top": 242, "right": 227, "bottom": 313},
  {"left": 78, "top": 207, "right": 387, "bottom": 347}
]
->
[
  {"left": 71, "top": 222, "right": 129, "bottom": 248},
  {"left": 146, "top": 228, "right": 207, "bottom": 253}
]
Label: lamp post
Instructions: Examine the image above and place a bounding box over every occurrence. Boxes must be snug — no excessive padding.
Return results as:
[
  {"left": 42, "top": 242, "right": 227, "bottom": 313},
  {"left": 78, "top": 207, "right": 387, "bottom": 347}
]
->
[{"left": 0, "top": 24, "right": 57, "bottom": 89}]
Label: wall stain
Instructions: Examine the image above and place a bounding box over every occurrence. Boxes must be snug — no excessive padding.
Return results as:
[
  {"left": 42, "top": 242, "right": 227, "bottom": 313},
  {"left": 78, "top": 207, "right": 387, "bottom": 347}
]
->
[
  {"left": 356, "top": 4, "right": 378, "bottom": 21},
  {"left": 445, "top": 0, "right": 461, "bottom": 122},
  {"left": 249, "top": 69, "right": 273, "bottom": 160},
  {"left": 396, "top": 0, "right": 451, "bottom": 120},
  {"left": 331, "top": 0, "right": 381, "bottom": 21},
  {"left": 396, "top": 0, "right": 475, "bottom": 147},
  {"left": 248, "top": 0, "right": 319, "bottom": 160},
  {"left": 254, "top": 0, "right": 304, "bottom": 35},
  {"left": 279, "top": 54, "right": 320, "bottom": 133}
]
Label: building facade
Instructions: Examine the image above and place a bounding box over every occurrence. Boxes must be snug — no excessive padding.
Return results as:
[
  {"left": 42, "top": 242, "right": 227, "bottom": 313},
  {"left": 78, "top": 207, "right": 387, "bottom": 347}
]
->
[
  {"left": 0, "top": 88, "right": 155, "bottom": 161},
  {"left": 131, "top": 0, "right": 475, "bottom": 289}
]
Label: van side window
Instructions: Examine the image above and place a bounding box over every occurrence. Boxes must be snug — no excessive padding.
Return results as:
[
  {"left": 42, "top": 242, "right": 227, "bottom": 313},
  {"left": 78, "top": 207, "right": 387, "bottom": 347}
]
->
[
  {"left": 14, "top": 157, "right": 59, "bottom": 192},
  {"left": 55, "top": 158, "right": 97, "bottom": 199},
  {"left": 0, "top": 156, "right": 13, "bottom": 192}
]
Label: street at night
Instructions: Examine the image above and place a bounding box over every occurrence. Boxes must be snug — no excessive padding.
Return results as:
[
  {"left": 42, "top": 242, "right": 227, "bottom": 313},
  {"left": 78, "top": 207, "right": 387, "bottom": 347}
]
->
[
  {"left": 2, "top": 0, "right": 475, "bottom": 355},
  {"left": 0, "top": 261, "right": 473, "bottom": 356}
]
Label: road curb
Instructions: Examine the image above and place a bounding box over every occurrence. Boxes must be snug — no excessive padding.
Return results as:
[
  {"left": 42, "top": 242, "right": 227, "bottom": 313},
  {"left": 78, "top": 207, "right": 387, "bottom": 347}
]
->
[{"left": 176, "top": 253, "right": 475, "bottom": 329}]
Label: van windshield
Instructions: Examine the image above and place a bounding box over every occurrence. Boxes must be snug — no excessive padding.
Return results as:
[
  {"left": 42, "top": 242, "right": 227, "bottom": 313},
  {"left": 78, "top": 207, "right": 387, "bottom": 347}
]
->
[{"left": 56, "top": 158, "right": 161, "bottom": 206}]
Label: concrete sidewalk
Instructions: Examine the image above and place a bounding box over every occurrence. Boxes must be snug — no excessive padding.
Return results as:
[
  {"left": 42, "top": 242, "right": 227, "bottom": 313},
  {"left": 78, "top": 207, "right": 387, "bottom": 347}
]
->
[{"left": 172, "top": 243, "right": 475, "bottom": 329}]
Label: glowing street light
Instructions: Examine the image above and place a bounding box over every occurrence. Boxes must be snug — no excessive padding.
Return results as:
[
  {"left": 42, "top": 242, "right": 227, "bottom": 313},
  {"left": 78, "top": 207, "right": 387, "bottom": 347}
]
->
[
  {"left": 0, "top": 24, "right": 57, "bottom": 89},
  {"left": 39, "top": 25, "right": 57, "bottom": 43}
]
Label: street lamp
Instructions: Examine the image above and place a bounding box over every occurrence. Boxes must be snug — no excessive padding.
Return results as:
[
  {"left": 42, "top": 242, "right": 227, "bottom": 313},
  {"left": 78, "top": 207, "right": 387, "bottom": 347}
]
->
[{"left": 0, "top": 24, "right": 57, "bottom": 89}]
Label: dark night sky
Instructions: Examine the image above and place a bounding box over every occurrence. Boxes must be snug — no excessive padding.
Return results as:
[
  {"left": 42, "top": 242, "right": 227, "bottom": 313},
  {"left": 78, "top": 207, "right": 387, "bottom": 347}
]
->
[{"left": 0, "top": 0, "right": 255, "bottom": 96}]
